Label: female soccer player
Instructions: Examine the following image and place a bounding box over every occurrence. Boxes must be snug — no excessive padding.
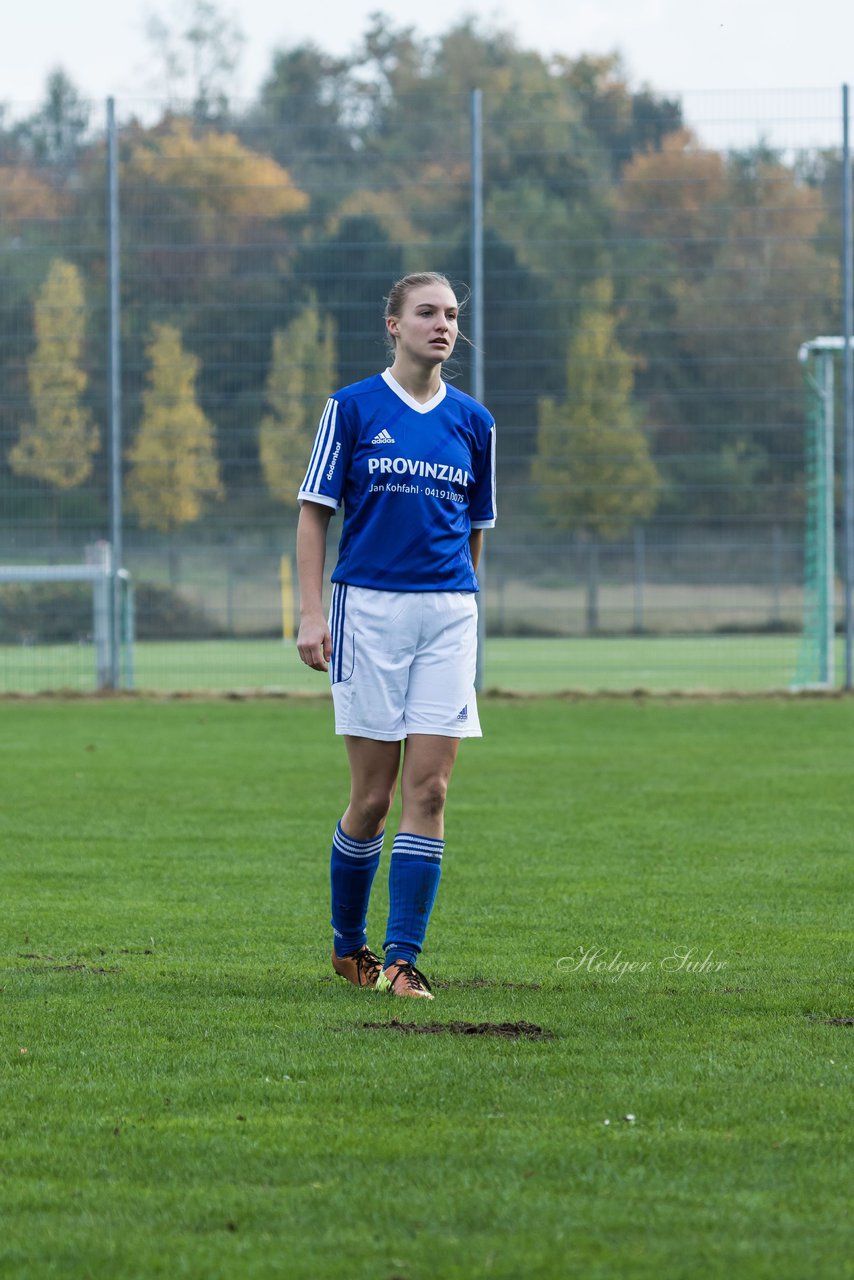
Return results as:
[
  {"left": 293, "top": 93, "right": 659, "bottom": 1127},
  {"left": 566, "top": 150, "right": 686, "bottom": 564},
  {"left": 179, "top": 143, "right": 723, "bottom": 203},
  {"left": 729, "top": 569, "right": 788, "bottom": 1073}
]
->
[{"left": 295, "top": 271, "right": 496, "bottom": 999}]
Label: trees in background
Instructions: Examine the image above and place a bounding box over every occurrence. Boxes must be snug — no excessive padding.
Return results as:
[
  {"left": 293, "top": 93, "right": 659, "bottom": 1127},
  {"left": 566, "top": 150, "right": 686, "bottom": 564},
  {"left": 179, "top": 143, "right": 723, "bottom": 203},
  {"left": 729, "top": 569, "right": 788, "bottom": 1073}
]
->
[
  {"left": 0, "top": 15, "right": 840, "bottom": 546},
  {"left": 532, "top": 278, "right": 660, "bottom": 631},
  {"left": 260, "top": 297, "right": 336, "bottom": 505},
  {"left": 615, "top": 132, "right": 835, "bottom": 517},
  {"left": 144, "top": 0, "right": 246, "bottom": 121},
  {"left": 120, "top": 117, "right": 311, "bottom": 497},
  {"left": 9, "top": 258, "right": 99, "bottom": 491},
  {"left": 11, "top": 70, "right": 90, "bottom": 174},
  {"left": 126, "top": 324, "right": 222, "bottom": 575}
]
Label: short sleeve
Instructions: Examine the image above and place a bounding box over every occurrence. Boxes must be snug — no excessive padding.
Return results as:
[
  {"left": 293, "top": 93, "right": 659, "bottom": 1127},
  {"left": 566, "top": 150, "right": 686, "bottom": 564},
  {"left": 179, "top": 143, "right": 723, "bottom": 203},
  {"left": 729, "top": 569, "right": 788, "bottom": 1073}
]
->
[
  {"left": 298, "top": 398, "right": 351, "bottom": 509},
  {"left": 469, "top": 423, "right": 496, "bottom": 529}
]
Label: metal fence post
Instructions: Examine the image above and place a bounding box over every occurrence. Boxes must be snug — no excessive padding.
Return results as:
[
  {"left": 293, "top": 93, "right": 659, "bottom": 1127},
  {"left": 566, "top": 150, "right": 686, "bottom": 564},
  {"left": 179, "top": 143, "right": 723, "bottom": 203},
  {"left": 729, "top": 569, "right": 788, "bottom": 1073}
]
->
[
  {"left": 107, "top": 97, "right": 123, "bottom": 690},
  {"left": 471, "top": 88, "right": 486, "bottom": 692}
]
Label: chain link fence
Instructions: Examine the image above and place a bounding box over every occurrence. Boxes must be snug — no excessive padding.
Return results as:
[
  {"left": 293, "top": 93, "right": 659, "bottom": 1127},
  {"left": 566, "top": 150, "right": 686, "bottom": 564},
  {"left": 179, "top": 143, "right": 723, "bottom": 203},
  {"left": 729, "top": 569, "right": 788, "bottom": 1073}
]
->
[{"left": 0, "top": 82, "right": 849, "bottom": 692}]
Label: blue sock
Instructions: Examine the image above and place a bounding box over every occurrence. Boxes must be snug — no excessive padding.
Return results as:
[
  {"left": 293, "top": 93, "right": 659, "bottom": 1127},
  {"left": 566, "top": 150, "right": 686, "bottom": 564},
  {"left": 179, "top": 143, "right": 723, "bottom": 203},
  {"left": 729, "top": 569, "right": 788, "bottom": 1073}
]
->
[
  {"left": 383, "top": 832, "right": 445, "bottom": 967},
  {"left": 330, "top": 822, "right": 383, "bottom": 956}
]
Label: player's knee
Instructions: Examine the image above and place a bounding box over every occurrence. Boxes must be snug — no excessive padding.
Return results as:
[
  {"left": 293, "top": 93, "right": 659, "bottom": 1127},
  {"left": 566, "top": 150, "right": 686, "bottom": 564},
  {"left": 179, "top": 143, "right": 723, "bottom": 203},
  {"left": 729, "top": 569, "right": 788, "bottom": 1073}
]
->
[
  {"left": 410, "top": 774, "right": 449, "bottom": 820},
  {"left": 352, "top": 784, "right": 395, "bottom": 830}
]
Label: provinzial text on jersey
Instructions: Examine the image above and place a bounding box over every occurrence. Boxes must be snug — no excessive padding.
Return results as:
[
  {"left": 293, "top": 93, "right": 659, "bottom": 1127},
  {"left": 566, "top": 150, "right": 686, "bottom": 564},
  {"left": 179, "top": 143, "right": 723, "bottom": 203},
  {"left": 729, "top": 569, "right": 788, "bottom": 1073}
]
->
[{"left": 367, "top": 457, "right": 470, "bottom": 486}]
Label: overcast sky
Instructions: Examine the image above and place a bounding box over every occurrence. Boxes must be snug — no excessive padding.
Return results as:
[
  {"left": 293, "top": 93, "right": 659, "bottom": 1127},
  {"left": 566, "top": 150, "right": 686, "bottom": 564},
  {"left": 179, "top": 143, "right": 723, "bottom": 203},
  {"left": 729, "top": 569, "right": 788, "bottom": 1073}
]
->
[{"left": 3, "top": 0, "right": 854, "bottom": 145}]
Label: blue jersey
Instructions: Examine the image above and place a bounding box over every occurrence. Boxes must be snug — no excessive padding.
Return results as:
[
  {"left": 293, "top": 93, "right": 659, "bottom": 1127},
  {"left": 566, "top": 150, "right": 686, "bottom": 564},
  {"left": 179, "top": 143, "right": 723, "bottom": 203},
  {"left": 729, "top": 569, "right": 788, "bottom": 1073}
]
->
[{"left": 298, "top": 370, "right": 496, "bottom": 592}]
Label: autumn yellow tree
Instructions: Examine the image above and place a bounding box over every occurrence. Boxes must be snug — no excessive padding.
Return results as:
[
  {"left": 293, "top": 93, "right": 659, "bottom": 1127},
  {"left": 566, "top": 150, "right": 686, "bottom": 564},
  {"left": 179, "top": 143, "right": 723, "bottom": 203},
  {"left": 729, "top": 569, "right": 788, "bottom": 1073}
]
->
[
  {"left": 618, "top": 129, "right": 727, "bottom": 272},
  {"left": 0, "top": 164, "right": 65, "bottom": 223},
  {"left": 259, "top": 296, "right": 336, "bottom": 504},
  {"left": 531, "top": 277, "right": 660, "bottom": 632},
  {"left": 9, "top": 258, "right": 99, "bottom": 490},
  {"left": 126, "top": 118, "right": 308, "bottom": 239},
  {"left": 676, "top": 153, "right": 832, "bottom": 400},
  {"left": 126, "top": 324, "right": 223, "bottom": 571}
]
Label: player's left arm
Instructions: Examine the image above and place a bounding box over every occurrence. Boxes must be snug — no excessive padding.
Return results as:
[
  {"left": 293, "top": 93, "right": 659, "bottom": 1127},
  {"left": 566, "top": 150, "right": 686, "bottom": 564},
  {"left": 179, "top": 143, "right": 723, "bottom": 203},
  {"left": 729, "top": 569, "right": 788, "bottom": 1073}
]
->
[
  {"left": 468, "top": 528, "right": 484, "bottom": 572},
  {"left": 468, "top": 422, "right": 496, "bottom": 532}
]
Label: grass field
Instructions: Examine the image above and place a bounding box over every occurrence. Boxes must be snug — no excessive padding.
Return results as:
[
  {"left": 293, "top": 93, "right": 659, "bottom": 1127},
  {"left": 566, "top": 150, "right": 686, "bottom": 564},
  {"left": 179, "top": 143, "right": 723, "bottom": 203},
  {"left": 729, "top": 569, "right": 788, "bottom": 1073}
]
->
[
  {"left": 0, "top": 632, "right": 845, "bottom": 695},
  {"left": 2, "top": 697, "right": 852, "bottom": 1279}
]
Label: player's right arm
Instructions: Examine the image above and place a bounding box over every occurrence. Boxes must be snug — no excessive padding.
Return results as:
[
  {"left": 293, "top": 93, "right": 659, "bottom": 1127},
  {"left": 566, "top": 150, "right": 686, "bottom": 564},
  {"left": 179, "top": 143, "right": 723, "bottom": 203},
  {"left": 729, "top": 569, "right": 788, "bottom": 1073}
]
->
[
  {"left": 296, "top": 501, "right": 334, "bottom": 671},
  {"left": 296, "top": 394, "right": 352, "bottom": 671}
]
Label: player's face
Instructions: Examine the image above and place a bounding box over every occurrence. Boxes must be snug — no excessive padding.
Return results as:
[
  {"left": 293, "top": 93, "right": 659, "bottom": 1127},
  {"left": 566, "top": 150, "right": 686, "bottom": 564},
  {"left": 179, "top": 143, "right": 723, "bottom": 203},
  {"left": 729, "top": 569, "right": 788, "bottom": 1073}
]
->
[{"left": 388, "top": 284, "right": 459, "bottom": 366}]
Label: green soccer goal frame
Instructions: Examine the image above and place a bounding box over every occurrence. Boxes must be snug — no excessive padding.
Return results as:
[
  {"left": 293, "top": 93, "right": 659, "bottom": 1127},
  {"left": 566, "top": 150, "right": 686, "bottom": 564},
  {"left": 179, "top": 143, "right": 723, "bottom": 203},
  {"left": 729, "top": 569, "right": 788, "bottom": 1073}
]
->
[
  {"left": 0, "top": 546, "right": 135, "bottom": 691},
  {"left": 793, "top": 337, "right": 840, "bottom": 689}
]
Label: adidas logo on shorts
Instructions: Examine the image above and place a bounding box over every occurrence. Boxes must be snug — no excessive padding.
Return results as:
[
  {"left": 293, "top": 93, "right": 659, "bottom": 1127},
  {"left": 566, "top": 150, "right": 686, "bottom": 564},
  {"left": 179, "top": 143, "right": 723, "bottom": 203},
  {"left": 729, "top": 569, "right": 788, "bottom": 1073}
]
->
[
  {"left": 456, "top": 704, "right": 468, "bottom": 722},
  {"left": 371, "top": 428, "right": 395, "bottom": 445}
]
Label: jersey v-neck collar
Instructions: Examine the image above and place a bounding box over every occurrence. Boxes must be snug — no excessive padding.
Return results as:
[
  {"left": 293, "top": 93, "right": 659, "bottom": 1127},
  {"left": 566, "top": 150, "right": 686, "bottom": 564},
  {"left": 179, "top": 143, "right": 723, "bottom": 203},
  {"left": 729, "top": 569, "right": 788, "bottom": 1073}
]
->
[{"left": 382, "top": 368, "right": 447, "bottom": 414}]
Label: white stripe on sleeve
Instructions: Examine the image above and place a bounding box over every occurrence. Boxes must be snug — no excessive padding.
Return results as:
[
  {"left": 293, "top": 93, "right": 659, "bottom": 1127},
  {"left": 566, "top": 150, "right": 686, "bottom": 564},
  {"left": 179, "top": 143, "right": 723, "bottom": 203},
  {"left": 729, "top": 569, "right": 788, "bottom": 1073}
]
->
[
  {"left": 302, "top": 398, "right": 338, "bottom": 495},
  {"left": 470, "top": 425, "right": 496, "bottom": 527}
]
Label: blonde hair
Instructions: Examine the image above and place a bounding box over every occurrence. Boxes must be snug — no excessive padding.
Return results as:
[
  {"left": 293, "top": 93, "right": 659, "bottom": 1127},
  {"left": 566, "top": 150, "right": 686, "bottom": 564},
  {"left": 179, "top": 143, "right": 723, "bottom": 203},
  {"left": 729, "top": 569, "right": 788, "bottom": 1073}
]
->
[
  {"left": 384, "top": 272, "right": 455, "bottom": 325},
  {"left": 384, "top": 272, "right": 460, "bottom": 355}
]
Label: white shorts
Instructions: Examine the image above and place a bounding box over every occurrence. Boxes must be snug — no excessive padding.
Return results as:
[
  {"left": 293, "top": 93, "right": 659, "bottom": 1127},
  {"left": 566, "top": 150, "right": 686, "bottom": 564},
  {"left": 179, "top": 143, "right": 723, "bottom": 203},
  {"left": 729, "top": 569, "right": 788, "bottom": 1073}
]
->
[{"left": 329, "top": 585, "right": 482, "bottom": 741}]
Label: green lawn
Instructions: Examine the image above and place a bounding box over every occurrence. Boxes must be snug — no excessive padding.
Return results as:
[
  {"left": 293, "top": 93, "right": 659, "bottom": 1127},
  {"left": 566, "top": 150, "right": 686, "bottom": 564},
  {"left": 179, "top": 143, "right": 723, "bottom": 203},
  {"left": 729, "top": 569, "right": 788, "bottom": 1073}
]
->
[
  {"left": 2, "top": 698, "right": 851, "bottom": 1279},
  {"left": 0, "top": 633, "right": 844, "bottom": 694}
]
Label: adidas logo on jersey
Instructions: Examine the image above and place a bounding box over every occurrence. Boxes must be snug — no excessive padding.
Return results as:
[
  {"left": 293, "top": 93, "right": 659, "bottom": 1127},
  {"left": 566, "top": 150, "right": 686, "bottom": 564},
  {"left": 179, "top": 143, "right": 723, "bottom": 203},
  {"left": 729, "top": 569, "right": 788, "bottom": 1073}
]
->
[{"left": 371, "top": 428, "right": 395, "bottom": 445}]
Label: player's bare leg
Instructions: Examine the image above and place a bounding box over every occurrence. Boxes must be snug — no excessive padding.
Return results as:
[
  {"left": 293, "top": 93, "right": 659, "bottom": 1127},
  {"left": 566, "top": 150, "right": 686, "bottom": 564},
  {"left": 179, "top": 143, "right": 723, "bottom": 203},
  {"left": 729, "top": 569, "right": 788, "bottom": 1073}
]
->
[
  {"left": 342, "top": 736, "right": 401, "bottom": 838},
  {"left": 399, "top": 733, "right": 460, "bottom": 839}
]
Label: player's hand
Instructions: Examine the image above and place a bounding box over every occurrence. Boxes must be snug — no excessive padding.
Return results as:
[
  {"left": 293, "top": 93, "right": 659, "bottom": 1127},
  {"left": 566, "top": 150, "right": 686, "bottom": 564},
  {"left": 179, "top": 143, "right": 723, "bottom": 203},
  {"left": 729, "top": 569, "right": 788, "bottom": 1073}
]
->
[{"left": 297, "top": 613, "right": 332, "bottom": 672}]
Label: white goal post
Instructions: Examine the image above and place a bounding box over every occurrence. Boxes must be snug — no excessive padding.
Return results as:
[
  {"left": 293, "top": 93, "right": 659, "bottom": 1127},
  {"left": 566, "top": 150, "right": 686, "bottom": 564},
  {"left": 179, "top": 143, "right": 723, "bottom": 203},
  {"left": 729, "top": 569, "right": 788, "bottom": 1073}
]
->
[
  {"left": 0, "top": 542, "right": 134, "bottom": 690},
  {"left": 794, "top": 335, "right": 854, "bottom": 689}
]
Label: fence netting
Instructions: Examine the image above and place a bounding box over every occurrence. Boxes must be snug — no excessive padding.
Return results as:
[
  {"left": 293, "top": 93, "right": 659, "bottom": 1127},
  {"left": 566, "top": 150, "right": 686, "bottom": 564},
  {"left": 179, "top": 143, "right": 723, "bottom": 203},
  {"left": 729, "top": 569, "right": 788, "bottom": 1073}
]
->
[{"left": 0, "top": 78, "right": 846, "bottom": 692}]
